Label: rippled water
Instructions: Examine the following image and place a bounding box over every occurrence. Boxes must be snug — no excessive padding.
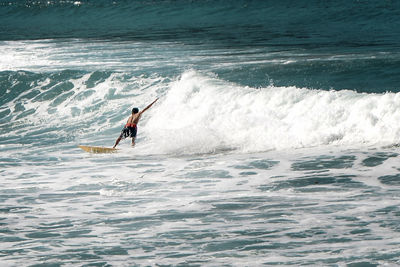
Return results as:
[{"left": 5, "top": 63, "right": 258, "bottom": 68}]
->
[{"left": 2, "top": 146, "right": 400, "bottom": 265}]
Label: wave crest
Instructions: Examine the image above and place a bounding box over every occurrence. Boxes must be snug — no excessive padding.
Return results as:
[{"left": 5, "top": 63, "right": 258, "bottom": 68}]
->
[{"left": 145, "top": 71, "right": 400, "bottom": 154}]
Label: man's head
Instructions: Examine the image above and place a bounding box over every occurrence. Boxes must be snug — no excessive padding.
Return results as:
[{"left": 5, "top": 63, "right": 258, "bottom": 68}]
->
[{"left": 132, "top": 107, "right": 139, "bottom": 114}]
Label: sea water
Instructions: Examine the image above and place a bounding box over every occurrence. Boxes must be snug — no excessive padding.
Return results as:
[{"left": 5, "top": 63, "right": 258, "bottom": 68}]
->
[{"left": 1, "top": 0, "right": 400, "bottom": 266}]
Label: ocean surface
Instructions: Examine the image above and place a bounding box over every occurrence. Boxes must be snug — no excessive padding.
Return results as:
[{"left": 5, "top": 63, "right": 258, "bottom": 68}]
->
[{"left": 1, "top": 0, "right": 400, "bottom": 266}]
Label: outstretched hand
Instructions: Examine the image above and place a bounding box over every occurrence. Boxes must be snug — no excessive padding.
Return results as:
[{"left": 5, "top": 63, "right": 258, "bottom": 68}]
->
[{"left": 142, "top": 97, "right": 159, "bottom": 113}]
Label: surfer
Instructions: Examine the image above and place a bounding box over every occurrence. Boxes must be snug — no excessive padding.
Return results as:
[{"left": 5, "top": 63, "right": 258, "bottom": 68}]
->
[{"left": 113, "top": 98, "right": 158, "bottom": 148}]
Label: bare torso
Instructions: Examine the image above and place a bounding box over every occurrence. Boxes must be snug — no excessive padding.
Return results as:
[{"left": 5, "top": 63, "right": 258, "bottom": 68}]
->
[{"left": 127, "top": 113, "right": 142, "bottom": 125}]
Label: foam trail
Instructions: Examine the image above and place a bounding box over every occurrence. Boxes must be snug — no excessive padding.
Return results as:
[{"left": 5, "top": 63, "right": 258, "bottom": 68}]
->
[{"left": 144, "top": 70, "right": 400, "bottom": 154}]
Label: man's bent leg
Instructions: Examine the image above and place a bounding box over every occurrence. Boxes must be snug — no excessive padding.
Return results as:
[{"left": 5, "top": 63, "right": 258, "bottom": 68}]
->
[{"left": 113, "top": 137, "right": 122, "bottom": 149}]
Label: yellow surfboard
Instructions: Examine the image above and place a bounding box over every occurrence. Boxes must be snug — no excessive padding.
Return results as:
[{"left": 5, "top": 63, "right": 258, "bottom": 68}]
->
[{"left": 78, "top": 145, "right": 117, "bottom": 154}]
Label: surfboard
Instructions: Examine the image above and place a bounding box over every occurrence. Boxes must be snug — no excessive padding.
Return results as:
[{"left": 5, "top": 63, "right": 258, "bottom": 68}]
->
[{"left": 78, "top": 145, "right": 117, "bottom": 153}]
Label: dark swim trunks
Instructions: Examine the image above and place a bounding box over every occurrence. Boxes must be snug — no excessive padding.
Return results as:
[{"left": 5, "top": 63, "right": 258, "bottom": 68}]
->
[{"left": 119, "top": 126, "right": 137, "bottom": 139}]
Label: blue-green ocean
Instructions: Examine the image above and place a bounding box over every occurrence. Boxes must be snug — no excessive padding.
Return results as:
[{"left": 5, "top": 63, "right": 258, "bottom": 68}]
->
[{"left": 1, "top": 0, "right": 400, "bottom": 266}]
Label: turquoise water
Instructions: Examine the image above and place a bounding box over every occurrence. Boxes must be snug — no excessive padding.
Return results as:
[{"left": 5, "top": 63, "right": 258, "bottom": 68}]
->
[{"left": 1, "top": 1, "right": 400, "bottom": 266}]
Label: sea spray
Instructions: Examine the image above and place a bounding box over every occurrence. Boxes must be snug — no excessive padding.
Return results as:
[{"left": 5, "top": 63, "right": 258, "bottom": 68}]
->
[{"left": 145, "top": 71, "right": 400, "bottom": 154}]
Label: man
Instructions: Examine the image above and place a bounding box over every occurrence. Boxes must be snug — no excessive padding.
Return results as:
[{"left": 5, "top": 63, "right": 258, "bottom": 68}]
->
[{"left": 113, "top": 98, "right": 158, "bottom": 148}]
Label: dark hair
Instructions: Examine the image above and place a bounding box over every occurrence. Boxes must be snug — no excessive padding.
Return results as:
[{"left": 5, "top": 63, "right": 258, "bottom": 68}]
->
[{"left": 132, "top": 107, "right": 139, "bottom": 114}]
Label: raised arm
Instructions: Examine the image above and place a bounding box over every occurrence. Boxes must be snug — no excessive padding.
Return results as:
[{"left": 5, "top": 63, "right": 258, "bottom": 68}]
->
[{"left": 140, "top": 98, "right": 158, "bottom": 114}]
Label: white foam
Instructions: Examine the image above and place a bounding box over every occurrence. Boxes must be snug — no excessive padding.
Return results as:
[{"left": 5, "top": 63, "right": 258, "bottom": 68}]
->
[
  {"left": 144, "top": 70, "right": 400, "bottom": 154},
  {"left": 0, "top": 40, "right": 189, "bottom": 72}
]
